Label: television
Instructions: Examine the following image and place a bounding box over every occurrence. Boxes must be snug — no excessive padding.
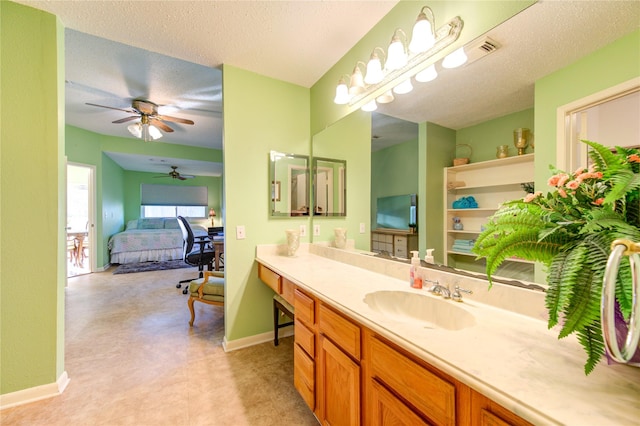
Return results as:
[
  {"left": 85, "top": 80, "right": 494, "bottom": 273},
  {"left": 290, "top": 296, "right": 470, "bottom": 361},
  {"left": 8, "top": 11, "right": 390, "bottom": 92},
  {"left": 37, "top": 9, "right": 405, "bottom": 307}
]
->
[{"left": 375, "top": 194, "right": 417, "bottom": 230}]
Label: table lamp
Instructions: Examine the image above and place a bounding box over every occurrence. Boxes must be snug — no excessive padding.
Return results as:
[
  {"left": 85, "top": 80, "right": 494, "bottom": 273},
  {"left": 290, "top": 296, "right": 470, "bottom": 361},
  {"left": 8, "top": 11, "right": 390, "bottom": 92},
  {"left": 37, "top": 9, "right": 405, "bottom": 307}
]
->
[{"left": 209, "top": 208, "right": 216, "bottom": 226}]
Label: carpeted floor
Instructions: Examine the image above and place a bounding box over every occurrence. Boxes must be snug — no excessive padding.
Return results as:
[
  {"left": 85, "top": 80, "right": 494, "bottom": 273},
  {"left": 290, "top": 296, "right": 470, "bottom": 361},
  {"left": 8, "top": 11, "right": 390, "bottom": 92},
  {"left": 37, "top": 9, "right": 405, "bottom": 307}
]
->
[{"left": 113, "top": 259, "right": 192, "bottom": 274}]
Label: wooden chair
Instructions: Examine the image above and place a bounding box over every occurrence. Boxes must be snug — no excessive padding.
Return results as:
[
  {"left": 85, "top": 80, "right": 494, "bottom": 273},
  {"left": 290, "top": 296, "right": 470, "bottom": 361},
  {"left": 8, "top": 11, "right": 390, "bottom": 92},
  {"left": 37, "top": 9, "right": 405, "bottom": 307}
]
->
[{"left": 188, "top": 270, "right": 224, "bottom": 326}]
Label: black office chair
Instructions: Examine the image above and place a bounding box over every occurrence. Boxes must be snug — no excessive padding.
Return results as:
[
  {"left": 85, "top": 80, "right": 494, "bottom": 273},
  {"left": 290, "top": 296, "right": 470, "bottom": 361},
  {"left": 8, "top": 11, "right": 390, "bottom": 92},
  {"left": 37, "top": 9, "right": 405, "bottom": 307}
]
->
[{"left": 177, "top": 216, "right": 215, "bottom": 294}]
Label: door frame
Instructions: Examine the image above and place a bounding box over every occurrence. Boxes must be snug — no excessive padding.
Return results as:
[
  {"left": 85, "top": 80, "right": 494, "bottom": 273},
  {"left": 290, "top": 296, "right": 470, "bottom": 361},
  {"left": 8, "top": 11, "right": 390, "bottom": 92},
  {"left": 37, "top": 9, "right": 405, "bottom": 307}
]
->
[{"left": 67, "top": 161, "right": 97, "bottom": 273}]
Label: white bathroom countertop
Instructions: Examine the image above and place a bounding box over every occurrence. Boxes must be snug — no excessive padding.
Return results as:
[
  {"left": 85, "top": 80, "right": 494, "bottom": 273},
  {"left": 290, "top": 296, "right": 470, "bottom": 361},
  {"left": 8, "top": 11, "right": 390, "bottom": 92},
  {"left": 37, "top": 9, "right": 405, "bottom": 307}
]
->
[{"left": 256, "top": 243, "right": 640, "bottom": 426}]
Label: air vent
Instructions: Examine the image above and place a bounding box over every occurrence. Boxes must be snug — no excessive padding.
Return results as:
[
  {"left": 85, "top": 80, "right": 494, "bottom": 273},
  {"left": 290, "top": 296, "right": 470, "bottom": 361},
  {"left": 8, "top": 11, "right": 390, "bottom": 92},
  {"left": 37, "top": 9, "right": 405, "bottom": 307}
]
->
[{"left": 465, "top": 36, "right": 501, "bottom": 66}]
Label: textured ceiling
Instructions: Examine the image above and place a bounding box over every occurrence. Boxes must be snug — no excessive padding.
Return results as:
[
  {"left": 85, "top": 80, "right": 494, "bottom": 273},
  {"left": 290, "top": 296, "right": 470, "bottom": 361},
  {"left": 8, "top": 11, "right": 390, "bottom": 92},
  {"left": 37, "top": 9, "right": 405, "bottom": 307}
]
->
[{"left": 13, "top": 0, "right": 640, "bottom": 171}]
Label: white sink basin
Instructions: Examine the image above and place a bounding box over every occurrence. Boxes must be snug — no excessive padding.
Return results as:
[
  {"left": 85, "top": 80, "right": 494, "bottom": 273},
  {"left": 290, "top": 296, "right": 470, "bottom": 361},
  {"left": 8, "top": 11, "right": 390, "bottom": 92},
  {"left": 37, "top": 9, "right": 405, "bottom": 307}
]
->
[{"left": 363, "top": 290, "right": 476, "bottom": 331}]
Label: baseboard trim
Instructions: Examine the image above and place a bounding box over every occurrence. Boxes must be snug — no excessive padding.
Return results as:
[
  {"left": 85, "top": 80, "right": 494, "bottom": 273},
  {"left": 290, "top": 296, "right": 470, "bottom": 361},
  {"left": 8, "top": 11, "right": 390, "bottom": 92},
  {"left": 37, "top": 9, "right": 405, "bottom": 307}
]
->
[
  {"left": 222, "top": 326, "right": 294, "bottom": 352},
  {"left": 0, "top": 371, "right": 70, "bottom": 411}
]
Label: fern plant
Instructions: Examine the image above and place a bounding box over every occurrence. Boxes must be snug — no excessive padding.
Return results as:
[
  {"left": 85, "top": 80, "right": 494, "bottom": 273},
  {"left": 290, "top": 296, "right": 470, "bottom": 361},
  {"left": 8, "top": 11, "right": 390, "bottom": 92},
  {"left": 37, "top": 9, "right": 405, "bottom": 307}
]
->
[{"left": 473, "top": 140, "right": 640, "bottom": 375}]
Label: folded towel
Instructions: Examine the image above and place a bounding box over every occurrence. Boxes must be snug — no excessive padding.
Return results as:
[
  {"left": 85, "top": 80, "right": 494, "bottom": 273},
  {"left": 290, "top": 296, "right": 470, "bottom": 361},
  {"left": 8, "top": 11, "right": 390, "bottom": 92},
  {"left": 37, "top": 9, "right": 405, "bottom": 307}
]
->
[{"left": 452, "top": 196, "right": 478, "bottom": 209}]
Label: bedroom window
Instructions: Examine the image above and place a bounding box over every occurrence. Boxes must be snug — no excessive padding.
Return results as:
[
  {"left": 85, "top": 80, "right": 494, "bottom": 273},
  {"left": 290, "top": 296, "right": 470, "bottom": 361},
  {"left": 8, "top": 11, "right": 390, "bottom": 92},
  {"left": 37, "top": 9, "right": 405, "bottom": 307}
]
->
[
  {"left": 142, "top": 206, "right": 206, "bottom": 218},
  {"left": 140, "top": 184, "right": 208, "bottom": 218}
]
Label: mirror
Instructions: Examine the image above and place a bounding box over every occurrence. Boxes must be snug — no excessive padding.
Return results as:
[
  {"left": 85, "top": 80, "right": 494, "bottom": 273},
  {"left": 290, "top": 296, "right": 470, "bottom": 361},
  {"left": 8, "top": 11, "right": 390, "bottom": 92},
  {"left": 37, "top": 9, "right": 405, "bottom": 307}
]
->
[
  {"left": 313, "top": 157, "right": 346, "bottom": 216},
  {"left": 269, "top": 151, "right": 310, "bottom": 217}
]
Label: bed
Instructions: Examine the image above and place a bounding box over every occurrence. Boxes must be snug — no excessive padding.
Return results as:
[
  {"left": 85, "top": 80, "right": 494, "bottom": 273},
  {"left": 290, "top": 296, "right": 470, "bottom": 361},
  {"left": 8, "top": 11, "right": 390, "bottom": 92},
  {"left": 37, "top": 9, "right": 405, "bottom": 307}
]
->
[{"left": 108, "top": 217, "right": 207, "bottom": 264}]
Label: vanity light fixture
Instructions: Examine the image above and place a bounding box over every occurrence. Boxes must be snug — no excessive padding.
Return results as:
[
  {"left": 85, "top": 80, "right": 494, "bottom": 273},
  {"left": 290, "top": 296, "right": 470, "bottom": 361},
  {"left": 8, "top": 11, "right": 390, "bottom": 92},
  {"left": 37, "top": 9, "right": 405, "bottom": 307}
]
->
[
  {"left": 393, "top": 78, "right": 414, "bottom": 95},
  {"left": 414, "top": 63, "right": 438, "bottom": 82},
  {"left": 386, "top": 29, "right": 409, "bottom": 71},
  {"left": 376, "top": 90, "right": 395, "bottom": 104},
  {"left": 364, "top": 47, "right": 386, "bottom": 85},
  {"left": 361, "top": 99, "right": 378, "bottom": 112},
  {"left": 349, "top": 62, "right": 366, "bottom": 96},
  {"left": 442, "top": 46, "right": 468, "bottom": 68},
  {"left": 333, "top": 75, "right": 351, "bottom": 105},
  {"left": 409, "top": 6, "right": 436, "bottom": 53},
  {"left": 333, "top": 4, "right": 463, "bottom": 109}
]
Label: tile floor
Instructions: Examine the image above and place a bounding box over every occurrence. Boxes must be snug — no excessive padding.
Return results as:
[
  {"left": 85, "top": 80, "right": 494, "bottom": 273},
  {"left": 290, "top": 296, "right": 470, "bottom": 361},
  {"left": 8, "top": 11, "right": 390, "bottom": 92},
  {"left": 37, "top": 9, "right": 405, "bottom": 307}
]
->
[{"left": 1, "top": 266, "right": 318, "bottom": 425}]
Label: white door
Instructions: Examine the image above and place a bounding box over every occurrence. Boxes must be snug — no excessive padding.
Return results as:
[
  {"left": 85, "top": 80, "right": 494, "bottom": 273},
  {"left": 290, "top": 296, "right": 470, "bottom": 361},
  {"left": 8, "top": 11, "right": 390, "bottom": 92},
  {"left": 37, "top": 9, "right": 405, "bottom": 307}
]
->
[{"left": 67, "top": 163, "right": 96, "bottom": 276}]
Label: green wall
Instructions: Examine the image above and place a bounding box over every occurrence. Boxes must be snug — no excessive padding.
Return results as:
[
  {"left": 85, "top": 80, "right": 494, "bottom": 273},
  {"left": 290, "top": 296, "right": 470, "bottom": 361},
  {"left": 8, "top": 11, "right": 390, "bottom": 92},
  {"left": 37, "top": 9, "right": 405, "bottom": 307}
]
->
[
  {"left": 371, "top": 139, "right": 419, "bottom": 229},
  {"left": 312, "top": 111, "right": 372, "bottom": 248},
  {"left": 456, "top": 108, "right": 535, "bottom": 162},
  {"left": 1, "top": 2, "right": 65, "bottom": 394},
  {"left": 223, "top": 65, "right": 311, "bottom": 342}
]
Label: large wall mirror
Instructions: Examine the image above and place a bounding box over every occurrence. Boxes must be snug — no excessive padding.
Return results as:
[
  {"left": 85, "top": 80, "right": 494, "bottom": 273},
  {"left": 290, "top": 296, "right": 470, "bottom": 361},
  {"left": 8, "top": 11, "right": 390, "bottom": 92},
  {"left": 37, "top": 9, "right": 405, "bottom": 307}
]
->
[
  {"left": 313, "top": 157, "right": 346, "bottom": 216},
  {"left": 269, "top": 151, "right": 309, "bottom": 217}
]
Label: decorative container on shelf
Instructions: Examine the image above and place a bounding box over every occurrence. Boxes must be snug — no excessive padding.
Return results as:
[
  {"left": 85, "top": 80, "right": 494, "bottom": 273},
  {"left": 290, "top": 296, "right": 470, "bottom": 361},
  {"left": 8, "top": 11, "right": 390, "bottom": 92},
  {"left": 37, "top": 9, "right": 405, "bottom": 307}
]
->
[{"left": 453, "top": 144, "right": 472, "bottom": 166}]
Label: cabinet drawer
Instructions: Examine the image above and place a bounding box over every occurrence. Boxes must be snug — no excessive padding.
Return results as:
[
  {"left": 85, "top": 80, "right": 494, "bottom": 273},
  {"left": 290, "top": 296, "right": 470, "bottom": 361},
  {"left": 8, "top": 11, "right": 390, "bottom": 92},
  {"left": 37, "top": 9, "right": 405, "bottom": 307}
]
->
[
  {"left": 394, "top": 245, "right": 408, "bottom": 258},
  {"left": 295, "top": 318, "right": 315, "bottom": 357},
  {"left": 281, "top": 277, "right": 295, "bottom": 306},
  {"left": 370, "top": 336, "right": 455, "bottom": 426},
  {"left": 258, "top": 263, "right": 281, "bottom": 294},
  {"left": 294, "top": 343, "right": 315, "bottom": 411},
  {"left": 294, "top": 288, "right": 315, "bottom": 326},
  {"left": 370, "top": 378, "right": 428, "bottom": 425},
  {"left": 394, "top": 235, "right": 407, "bottom": 245},
  {"left": 319, "top": 303, "right": 361, "bottom": 360}
]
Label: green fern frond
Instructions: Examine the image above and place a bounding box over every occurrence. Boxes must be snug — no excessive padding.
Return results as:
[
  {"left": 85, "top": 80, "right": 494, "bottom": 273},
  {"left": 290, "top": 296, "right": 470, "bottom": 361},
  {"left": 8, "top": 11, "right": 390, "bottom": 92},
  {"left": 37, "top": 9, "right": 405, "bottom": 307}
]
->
[
  {"left": 576, "top": 323, "right": 605, "bottom": 375},
  {"left": 558, "top": 260, "right": 601, "bottom": 339},
  {"left": 545, "top": 251, "right": 572, "bottom": 328},
  {"left": 583, "top": 140, "right": 623, "bottom": 171},
  {"left": 605, "top": 169, "right": 640, "bottom": 205}
]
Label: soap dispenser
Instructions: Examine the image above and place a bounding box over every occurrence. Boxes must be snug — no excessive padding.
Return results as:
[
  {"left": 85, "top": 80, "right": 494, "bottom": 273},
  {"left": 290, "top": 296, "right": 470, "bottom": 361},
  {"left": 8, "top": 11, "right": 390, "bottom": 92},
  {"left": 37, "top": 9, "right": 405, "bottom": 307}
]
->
[
  {"left": 425, "top": 249, "right": 435, "bottom": 264},
  {"left": 410, "top": 251, "right": 422, "bottom": 289}
]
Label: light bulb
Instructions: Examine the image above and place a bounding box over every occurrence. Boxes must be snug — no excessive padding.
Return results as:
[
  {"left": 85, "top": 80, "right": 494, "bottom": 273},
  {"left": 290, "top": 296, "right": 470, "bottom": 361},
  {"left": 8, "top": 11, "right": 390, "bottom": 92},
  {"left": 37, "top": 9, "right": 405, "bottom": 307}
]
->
[
  {"left": 148, "top": 125, "right": 162, "bottom": 140},
  {"left": 386, "top": 35, "right": 407, "bottom": 71},
  {"left": 127, "top": 123, "right": 142, "bottom": 138},
  {"left": 334, "top": 80, "right": 350, "bottom": 104},
  {"left": 442, "top": 47, "right": 468, "bottom": 69},
  {"left": 415, "top": 64, "right": 438, "bottom": 83},
  {"left": 393, "top": 79, "right": 413, "bottom": 95},
  {"left": 376, "top": 90, "right": 394, "bottom": 104},
  {"left": 349, "top": 67, "right": 365, "bottom": 96},
  {"left": 361, "top": 99, "right": 377, "bottom": 112},
  {"left": 409, "top": 13, "right": 435, "bottom": 53},
  {"left": 364, "top": 52, "right": 384, "bottom": 85}
]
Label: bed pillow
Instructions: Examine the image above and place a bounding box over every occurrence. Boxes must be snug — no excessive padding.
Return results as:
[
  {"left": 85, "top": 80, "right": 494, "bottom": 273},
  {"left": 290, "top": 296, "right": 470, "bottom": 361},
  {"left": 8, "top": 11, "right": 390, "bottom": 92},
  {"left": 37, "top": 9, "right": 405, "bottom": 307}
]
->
[
  {"left": 125, "top": 220, "right": 138, "bottom": 230},
  {"left": 163, "top": 218, "right": 180, "bottom": 229},
  {"left": 138, "top": 218, "right": 165, "bottom": 229}
]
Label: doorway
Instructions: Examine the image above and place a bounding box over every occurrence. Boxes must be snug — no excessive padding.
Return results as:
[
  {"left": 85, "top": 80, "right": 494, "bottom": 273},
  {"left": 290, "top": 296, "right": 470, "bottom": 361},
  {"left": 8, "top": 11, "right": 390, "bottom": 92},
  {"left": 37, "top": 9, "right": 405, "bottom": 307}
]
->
[{"left": 67, "top": 163, "right": 95, "bottom": 277}]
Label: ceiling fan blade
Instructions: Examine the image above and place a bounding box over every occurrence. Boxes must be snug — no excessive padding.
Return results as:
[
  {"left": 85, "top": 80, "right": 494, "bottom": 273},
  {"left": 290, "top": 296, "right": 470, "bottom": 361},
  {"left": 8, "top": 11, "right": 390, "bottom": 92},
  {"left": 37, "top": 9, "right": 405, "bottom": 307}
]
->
[
  {"left": 157, "top": 115, "right": 195, "bottom": 125},
  {"left": 180, "top": 174, "right": 195, "bottom": 179},
  {"left": 149, "top": 118, "right": 174, "bottom": 133},
  {"left": 153, "top": 175, "right": 170, "bottom": 178},
  {"left": 112, "top": 116, "right": 139, "bottom": 124},
  {"left": 86, "top": 102, "right": 135, "bottom": 113}
]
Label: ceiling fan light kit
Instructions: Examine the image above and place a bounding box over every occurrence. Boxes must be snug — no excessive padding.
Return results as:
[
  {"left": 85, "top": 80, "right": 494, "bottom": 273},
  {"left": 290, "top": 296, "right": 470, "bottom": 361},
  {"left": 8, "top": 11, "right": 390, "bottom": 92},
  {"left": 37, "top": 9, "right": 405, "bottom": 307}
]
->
[
  {"left": 86, "top": 98, "right": 194, "bottom": 142},
  {"left": 154, "top": 166, "right": 195, "bottom": 181},
  {"left": 333, "top": 5, "right": 471, "bottom": 111}
]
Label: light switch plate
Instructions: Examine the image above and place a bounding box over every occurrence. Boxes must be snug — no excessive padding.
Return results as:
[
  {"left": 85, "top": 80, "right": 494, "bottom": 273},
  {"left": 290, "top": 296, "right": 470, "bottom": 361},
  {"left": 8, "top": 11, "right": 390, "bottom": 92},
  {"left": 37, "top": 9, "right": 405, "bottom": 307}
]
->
[
  {"left": 360, "top": 223, "right": 366, "bottom": 233},
  {"left": 299, "top": 224, "right": 307, "bottom": 237},
  {"left": 236, "top": 225, "right": 246, "bottom": 240},
  {"left": 313, "top": 224, "right": 321, "bottom": 236}
]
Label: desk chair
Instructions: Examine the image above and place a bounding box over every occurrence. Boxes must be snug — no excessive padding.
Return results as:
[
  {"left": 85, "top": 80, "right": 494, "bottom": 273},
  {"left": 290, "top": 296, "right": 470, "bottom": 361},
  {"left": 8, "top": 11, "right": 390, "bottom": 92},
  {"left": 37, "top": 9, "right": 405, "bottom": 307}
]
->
[
  {"left": 177, "top": 216, "right": 215, "bottom": 294},
  {"left": 188, "top": 270, "right": 224, "bottom": 326}
]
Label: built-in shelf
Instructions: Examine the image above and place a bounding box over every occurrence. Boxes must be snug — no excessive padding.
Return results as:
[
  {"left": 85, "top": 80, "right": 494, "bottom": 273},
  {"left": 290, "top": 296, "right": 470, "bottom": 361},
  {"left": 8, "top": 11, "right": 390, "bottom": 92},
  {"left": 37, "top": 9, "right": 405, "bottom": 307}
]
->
[{"left": 443, "top": 154, "right": 535, "bottom": 279}]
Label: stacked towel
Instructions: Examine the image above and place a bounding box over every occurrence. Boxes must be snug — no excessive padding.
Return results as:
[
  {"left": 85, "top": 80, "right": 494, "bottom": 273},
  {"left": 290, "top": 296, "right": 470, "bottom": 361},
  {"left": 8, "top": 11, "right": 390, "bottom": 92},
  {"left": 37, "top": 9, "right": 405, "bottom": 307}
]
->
[
  {"left": 452, "top": 239, "right": 475, "bottom": 253},
  {"left": 452, "top": 196, "right": 478, "bottom": 209}
]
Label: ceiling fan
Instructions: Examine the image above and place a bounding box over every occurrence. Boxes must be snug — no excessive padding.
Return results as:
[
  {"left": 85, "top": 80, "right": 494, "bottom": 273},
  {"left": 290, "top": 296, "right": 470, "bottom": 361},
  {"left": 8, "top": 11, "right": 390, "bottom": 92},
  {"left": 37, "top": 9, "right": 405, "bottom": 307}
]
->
[
  {"left": 86, "top": 99, "right": 194, "bottom": 140},
  {"left": 154, "top": 166, "right": 195, "bottom": 181}
]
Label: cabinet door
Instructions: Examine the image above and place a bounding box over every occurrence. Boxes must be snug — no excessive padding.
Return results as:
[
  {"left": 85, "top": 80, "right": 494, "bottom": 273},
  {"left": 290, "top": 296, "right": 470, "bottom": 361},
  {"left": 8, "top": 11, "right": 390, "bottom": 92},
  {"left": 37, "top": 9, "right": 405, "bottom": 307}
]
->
[
  {"left": 320, "top": 336, "right": 360, "bottom": 426},
  {"left": 470, "top": 389, "right": 533, "bottom": 426},
  {"left": 370, "top": 379, "right": 429, "bottom": 426},
  {"left": 394, "top": 235, "right": 408, "bottom": 258},
  {"left": 294, "top": 343, "right": 316, "bottom": 411}
]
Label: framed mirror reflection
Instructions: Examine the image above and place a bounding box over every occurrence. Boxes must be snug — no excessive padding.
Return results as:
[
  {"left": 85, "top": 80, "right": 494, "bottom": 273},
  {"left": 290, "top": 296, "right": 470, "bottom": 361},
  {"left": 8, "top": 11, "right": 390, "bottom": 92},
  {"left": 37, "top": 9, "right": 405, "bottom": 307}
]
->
[
  {"left": 313, "top": 157, "right": 346, "bottom": 216},
  {"left": 269, "top": 151, "right": 310, "bottom": 217}
]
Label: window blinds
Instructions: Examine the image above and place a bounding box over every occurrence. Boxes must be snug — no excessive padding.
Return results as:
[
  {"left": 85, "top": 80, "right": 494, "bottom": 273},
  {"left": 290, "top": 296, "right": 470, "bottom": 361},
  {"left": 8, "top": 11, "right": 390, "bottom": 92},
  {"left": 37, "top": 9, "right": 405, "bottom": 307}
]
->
[{"left": 141, "top": 184, "right": 208, "bottom": 206}]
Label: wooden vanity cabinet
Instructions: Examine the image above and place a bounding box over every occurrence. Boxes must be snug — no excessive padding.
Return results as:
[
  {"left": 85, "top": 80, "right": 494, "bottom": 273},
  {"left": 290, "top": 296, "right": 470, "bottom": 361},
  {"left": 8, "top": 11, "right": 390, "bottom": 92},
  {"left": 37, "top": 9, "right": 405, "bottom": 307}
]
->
[
  {"left": 470, "top": 389, "right": 534, "bottom": 426},
  {"left": 294, "top": 288, "right": 317, "bottom": 414},
  {"left": 258, "top": 263, "right": 295, "bottom": 305},
  {"left": 318, "top": 302, "right": 362, "bottom": 426}
]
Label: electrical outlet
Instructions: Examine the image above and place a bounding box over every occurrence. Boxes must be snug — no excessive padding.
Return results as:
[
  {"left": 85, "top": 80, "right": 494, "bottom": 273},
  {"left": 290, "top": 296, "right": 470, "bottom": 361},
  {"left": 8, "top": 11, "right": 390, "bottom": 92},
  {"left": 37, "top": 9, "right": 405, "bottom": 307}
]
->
[
  {"left": 360, "top": 223, "right": 366, "bottom": 233},
  {"left": 236, "top": 225, "right": 246, "bottom": 240},
  {"left": 313, "top": 224, "right": 321, "bottom": 236},
  {"left": 299, "top": 224, "right": 307, "bottom": 237}
]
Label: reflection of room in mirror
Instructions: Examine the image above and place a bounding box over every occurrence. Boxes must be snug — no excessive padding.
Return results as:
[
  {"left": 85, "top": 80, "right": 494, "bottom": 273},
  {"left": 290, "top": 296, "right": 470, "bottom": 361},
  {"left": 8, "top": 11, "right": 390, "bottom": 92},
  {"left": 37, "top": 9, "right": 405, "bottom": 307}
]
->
[
  {"left": 313, "top": 157, "right": 346, "bottom": 216},
  {"left": 269, "top": 151, "right": 310, "bottom": 217}
]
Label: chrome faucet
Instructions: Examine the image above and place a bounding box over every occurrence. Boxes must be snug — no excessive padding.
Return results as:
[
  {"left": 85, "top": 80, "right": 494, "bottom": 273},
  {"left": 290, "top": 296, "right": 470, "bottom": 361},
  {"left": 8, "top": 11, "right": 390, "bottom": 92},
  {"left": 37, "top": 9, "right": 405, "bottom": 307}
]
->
[
  {"left": 426, "top": 280, "right": 451, "bottom": 299},
  {"left": 452, "top": 285, "right": 473, "bottom": 302}
]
